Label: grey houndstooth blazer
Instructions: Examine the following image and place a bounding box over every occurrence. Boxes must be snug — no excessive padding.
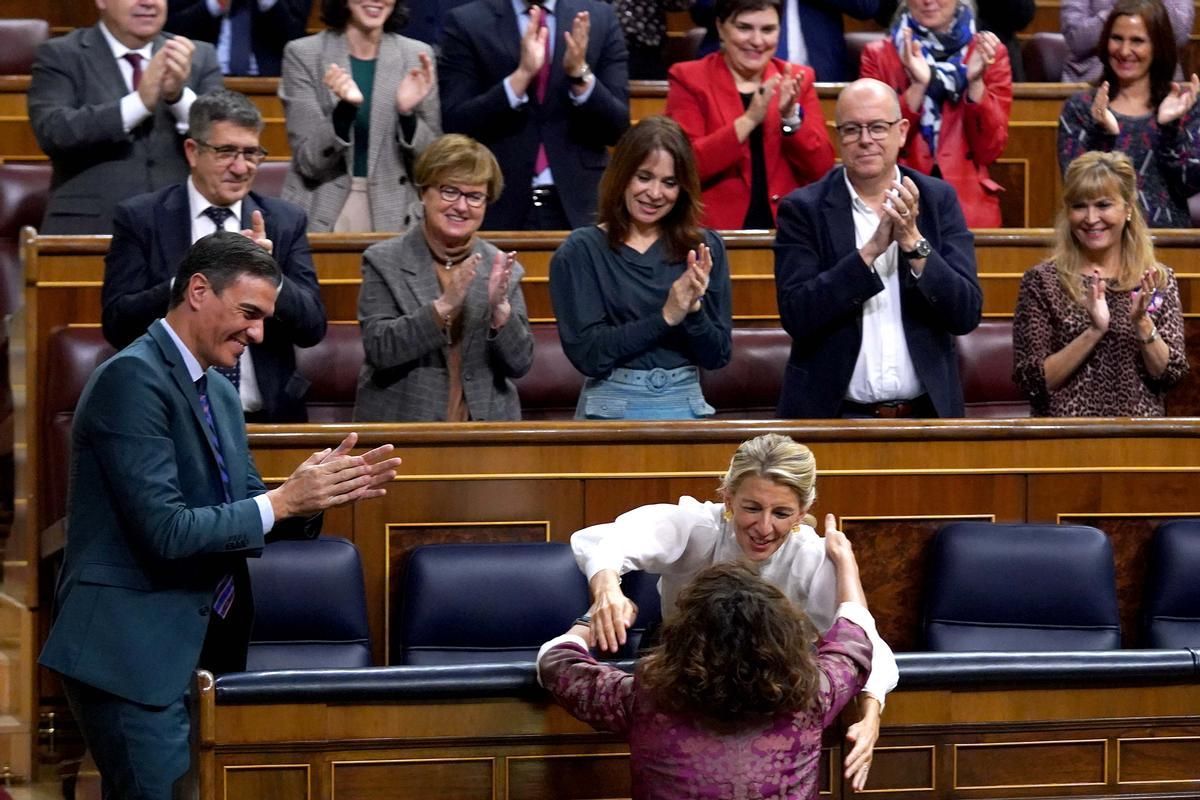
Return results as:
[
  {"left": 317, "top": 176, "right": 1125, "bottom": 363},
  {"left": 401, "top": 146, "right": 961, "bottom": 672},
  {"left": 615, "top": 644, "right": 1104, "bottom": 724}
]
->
[
  {"left": 354, "top": 225, "right": 534, "bottom": 422},
  {"left": 279, "top": 30, "right": 441, "bottom": 233}
]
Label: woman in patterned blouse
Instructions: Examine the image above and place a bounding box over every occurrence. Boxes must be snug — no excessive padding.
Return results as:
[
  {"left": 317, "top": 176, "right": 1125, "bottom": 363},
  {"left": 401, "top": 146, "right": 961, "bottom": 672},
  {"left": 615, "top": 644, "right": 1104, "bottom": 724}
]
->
[
  {"left": 1013, "top": 151, "right": 1188, "bottom": 416},
  {"left": 538, "top": 553, "right": 874, "bottom": 800},
  {"left": 1057, "top": 0, "right": 1200, "bottom": 227}
]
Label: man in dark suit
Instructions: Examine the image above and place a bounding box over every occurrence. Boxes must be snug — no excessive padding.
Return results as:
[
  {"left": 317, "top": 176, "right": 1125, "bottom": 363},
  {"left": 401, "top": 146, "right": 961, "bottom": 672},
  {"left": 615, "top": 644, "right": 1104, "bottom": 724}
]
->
[
  {"left": 102, "top": 88, "right": 326, "bottom": 422},
  {"left": 39, "top": 232, "right": 401, "bottom": 800},
  {"left": 402, "top": 0, "right": 475, "bottom": 44},
  {"left": 773, "top": 78, "right": 981, "bottom": 419},
  {"left": 28, "top": 0, "right": 223, "bottom": 234},
  {"left": 439, "top": 0, "right": 629, "bottom": 230},
  {"left": 165, "top": 0, "right": 313, "bottom": 77}
]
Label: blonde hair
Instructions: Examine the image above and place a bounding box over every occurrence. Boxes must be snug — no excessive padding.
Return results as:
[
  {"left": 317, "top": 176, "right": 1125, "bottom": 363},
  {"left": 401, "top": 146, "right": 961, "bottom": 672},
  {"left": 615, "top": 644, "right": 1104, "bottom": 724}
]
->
[
  {"left": 413, "top": 134, "right": 504, "bottom": 202},
  {"left": 1052, "top": 151, "right": 1165, "bottom": 304},
  {"left": 718, "top": 434, "right": 817, "bottom": 524}
]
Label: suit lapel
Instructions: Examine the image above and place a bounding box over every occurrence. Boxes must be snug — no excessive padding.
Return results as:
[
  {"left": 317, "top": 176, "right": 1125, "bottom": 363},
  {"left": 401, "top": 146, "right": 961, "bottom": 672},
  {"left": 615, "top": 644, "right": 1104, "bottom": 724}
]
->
[
  {"left": 148, "top": 322, "right": 245, "bottom": 501},
  {"left": 822, "top": 168, "right": 857, "bottom": 261},
  {"left": 159, "top": 185, "right": 193, "bottom": 281},
  {"left": 397, "top": 229, "right": 443, "bottom": 310},
  {"left": 496, "top": 0, "right": 524, "bottom": 82},
  {"left": 369, "top": 35, "right": 402, "bottom": 177},
  {"left": 85, "top": 25, "right": 135, "bottom": 106}
]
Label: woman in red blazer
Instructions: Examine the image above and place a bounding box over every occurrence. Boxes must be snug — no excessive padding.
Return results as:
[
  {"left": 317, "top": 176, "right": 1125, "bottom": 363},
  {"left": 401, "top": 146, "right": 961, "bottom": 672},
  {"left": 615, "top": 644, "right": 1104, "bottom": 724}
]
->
[
  {"left": 859, "top": 0, "right": 1012, "bottom": 229},
  {"left": 665, "top": 0, "right": 834, "bottom": 230}
]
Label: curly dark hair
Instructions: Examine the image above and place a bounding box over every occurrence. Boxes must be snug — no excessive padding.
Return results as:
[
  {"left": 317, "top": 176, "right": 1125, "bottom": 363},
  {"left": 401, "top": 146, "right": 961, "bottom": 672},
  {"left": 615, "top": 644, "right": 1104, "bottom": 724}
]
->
[{"left": 636, "top": 561, "right": 820, "bottom": 726}]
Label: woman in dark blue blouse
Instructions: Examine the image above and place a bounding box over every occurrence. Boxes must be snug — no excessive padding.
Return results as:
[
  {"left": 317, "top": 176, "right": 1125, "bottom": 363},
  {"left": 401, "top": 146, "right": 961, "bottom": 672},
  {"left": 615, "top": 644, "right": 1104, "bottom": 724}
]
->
[{"left": 549, "top": 116, "right": 733, "bottom": 420}]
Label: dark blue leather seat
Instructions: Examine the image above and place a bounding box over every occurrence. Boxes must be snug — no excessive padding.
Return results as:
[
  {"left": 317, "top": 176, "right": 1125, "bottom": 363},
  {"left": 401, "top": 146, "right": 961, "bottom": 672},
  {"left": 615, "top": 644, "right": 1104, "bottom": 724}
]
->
[
  {"left": 923, "top": 522, "right": 1121, "bottom": 651},
  {"left": 1144, "top": 519, "right": 1200, "bottom": 648},
  {"left": 398, "top": 542, "right": 590, "bottom": 665},
  {"left": 246, "top": 536, "right": 372, "bottom": 669}
]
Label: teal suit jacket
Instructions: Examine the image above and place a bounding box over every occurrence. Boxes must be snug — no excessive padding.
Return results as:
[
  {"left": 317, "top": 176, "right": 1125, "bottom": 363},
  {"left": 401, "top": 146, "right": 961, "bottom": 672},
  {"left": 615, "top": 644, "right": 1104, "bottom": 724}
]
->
[{"left": 39, "top": 321, "right": 312, "bottom": 706}]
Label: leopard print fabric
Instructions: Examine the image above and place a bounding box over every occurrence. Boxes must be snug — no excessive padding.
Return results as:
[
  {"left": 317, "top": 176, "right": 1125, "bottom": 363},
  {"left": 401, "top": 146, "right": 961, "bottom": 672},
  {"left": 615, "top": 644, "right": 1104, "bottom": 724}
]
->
[{"left": 1012, "top": 261, "right": 1189, "bottom": 416}]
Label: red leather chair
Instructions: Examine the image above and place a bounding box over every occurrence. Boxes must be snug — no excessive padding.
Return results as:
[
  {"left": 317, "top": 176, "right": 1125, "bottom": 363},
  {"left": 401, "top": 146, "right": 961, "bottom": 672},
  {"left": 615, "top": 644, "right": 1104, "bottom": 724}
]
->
[
  {"left": 1021, "top": 33, "right": 1068, "bottom": 83},
  {"left": 0, "top": 162, "right": 51, "bottom": 317},
  {"left": 513, "top": 324, "right": 585, "bottom": 420},
  {"left": 252, "top": 161, "right": 290, "bottom": 200},
  {"left": 701, "top": 328, "right": 789, "bottom": 418},
  {"left": 0, "top": 19, "right": 49, "bottom": 74},
  {"left": 956, "top": 319, "right": 1030, "bottom": 418},
  {"left": 294, "top": 322, "right": 363, "bottom": 423},
  {"left": 844, "top": 31, "right": 888, "bottom": 82}
]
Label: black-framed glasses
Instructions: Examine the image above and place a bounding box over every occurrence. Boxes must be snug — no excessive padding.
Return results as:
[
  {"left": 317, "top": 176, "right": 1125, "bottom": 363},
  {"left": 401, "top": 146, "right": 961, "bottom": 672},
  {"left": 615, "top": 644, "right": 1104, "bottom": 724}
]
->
[
  {"left": 437, "top": 185, "right": 488, "bottom": 208},
  {"left": 834, "top": 119, "right": 902, "bottom": 143},
  {"left": 193, "top": 139, "right": 269, "bottom": 165}
]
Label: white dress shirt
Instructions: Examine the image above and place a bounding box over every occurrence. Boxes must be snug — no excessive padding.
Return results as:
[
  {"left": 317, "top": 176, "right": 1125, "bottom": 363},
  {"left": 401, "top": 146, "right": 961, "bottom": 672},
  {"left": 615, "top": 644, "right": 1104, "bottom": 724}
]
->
[
  {"left": 203, "top": 0, "right": 280, "bottom": 75},
  {"left": 186, "top": 178, "right": 265, "bottom": 413},
  {"left": 783, "top": 0, "right": 808, "bottom": 66},
  {"left": 98, "top": 21, "right": 196, "bottom": 134},
  {"left": 843, "top": 169, "right": 924, "bottom": 404}
]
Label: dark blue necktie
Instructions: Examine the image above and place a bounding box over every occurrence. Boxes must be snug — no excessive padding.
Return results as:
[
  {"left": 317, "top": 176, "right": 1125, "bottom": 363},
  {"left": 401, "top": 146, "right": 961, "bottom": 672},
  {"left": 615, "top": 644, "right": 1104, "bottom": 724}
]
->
[
  {"left": 228, "top": 0, "right": 253, "bottom": 76},
  {"left": 196, "top": 375, "right": 236, "bottom": 618}
]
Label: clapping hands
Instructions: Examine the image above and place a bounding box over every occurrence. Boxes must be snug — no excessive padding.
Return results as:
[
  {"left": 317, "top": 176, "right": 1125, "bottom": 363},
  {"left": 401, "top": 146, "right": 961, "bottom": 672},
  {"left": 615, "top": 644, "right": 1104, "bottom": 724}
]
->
[{"left": 662, "top": 243, "right": 713, "bottom": 326}]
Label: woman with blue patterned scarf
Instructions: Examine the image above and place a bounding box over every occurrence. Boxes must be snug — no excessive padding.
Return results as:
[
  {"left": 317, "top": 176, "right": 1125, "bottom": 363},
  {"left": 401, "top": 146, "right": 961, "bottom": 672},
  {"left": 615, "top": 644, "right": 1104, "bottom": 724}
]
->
[{"left": 859, "top": 0, "right": 1012, "bottom": 228}]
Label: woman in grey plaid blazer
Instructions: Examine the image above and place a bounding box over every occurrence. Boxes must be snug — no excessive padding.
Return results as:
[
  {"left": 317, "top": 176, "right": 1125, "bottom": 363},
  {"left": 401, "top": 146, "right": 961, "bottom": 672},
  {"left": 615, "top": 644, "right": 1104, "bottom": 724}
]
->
[
  {"left": 355, "top": 134, "right": 534, "bottom": 422},
  {"left": 279, "top": 0, "right": 441, "bottom": 233}
]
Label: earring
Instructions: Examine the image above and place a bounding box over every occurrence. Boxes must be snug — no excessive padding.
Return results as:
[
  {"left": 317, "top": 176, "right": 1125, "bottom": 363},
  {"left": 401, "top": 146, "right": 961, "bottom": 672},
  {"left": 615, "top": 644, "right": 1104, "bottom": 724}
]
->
[
  {"left": 723, "top": 508, "right": 732, "bottom": 522},
  {"left": 790, "top": 524, "right": 802, "bottom": 534}
]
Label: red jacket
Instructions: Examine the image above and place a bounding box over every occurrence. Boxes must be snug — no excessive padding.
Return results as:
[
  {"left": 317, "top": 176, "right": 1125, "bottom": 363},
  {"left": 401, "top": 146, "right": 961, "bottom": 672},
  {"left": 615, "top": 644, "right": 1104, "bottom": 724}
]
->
[
  {"left": 665, "top": 53, "right": 834, "bottom": 230},
  {"left": 859, "top": 39, "right": 1012, "bottom": 229}
]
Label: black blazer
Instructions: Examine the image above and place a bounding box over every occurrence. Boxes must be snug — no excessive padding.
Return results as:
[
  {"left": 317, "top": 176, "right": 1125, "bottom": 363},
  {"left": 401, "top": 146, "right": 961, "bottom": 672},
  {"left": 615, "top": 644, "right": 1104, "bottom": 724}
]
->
[
  {"left": 773, "top": 167, "right": 982, "bottom": 418},
  {"left": 101, "top": 182, "right": 327, "bottom": 421},
  {"left": 439, "top": 0, "right": 630, "bottom": 229},
  {"left": 165, "top": 0, "right": 311, "bottom": 76}
]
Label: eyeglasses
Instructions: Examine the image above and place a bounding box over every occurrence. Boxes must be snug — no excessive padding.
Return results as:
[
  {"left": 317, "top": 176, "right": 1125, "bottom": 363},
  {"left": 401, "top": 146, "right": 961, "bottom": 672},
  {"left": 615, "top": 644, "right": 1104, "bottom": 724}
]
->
[
  {"left": 834, "top": 119, "right": 902, "bottom": 143},
  {"left": 193, "top": 139, "right": 269, "bottom": 165},
  {"left": 437, "top": 185, "right": 488, "bottom": 208}
]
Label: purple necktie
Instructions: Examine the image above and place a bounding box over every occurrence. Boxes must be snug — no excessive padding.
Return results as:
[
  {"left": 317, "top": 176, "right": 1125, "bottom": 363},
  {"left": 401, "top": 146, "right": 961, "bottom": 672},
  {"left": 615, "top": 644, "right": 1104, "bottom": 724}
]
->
[
  {"left": 196, "top": 375, "right": 236, "bottom": 618},
  {"left": 123, "top": 52, "right": 143, "bottom": 91}
]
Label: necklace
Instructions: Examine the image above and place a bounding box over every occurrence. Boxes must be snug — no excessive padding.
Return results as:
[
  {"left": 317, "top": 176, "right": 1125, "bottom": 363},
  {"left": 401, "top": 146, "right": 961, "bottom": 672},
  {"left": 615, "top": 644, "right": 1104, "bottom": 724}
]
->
[{"left": 426, "top": 236, "right": 474, "bottom": 270}]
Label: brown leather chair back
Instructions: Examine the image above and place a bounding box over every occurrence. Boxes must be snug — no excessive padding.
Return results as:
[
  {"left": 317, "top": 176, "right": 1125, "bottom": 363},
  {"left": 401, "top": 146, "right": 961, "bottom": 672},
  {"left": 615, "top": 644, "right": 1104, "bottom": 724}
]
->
[
  {"left": 0, "top": 19, "right": 49, "bottom": 74},
  {"left": 42, "top": 327, "right": 117, "bottom": 527},
  {"left": 0, "top": 162, "right": 51, "bottom": 316},
  {"left": 1022, "top": 33, "right": 1067, "bottom": 83},
  {"left": 253, "top": 161, "right": 290, "bottom": 199},
  {"left": 844, "top": 31, "right": 888, "bottom": 81},
  {"left": 956, "top": 319, "right": 1030, "bottom": 418},
  {"left": 295, "top": 323, "right": 363, "bottom": 423},
  {"left": 701, "top": 328, "right": 788, "bottom": 418},
  {"left": 514, "top": 324, "right": 584, "bottom": 419}
]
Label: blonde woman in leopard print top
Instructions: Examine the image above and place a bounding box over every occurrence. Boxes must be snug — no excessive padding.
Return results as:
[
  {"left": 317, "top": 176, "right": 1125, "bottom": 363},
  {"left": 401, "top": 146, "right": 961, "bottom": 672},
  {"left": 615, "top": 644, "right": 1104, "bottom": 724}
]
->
[{"left": 1013, "top": 151, "right": 1188, "bottom": 416}]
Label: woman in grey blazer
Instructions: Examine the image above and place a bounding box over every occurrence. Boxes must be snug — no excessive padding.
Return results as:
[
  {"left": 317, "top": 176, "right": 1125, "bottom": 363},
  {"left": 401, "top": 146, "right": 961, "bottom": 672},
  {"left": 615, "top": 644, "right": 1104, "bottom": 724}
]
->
[
  {"left": 280, "top": 0, "right": 441, "bottom": 232},
  {"left": 355, "top": 134, "right": 534, "bottom": 422}
]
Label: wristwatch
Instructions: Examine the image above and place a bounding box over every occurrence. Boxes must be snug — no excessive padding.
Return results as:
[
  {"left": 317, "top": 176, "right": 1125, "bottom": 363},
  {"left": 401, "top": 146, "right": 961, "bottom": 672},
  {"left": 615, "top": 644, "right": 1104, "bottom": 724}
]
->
[
  {"left": 568, "top": 63, "right": 592, "bottom": 86},
  {"left": 780, "top": 112, "right": 803, "bottom": 137},
  {"left": 900, "top": 239, "right": 932, "bottom": 259}
]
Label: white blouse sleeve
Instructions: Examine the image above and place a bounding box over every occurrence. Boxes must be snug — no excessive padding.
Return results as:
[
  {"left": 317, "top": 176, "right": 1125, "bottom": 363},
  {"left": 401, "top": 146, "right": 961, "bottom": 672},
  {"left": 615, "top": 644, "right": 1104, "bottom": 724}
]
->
[
  {"left": 570, "top": 497, "right": 723, "bottom": 580},
  {"left": 804, "top": 549, "right": 900, "bottom": 706}
]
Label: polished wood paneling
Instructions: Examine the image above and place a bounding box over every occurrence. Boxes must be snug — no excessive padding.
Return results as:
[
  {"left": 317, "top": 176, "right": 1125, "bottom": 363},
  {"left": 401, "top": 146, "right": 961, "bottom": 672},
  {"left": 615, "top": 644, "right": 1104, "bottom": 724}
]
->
[
  {"left": 1118, "top": 736, "right": 1200, "bottom": 784},
  {"left": 223, "top": 765, "right": 309, "bottom": 800},
  {"left": 505, "top": 753, "right": 632, "bottom": 800},
  {"left": 953, "top": 739, "right": 1107, "bottom": 790},
  {"left": 191, "top": 673, "right": 1200, "bottom": 800},
  {"left": 331, "top": 758, "right": 494, "bottom": 800}
]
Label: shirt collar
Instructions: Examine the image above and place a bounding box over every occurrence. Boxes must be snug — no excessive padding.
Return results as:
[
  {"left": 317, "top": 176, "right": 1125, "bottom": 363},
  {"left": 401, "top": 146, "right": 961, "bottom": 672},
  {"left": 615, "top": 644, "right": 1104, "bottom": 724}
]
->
[
  {"left": 514, "top": 0, "right": 556, "bottom": 15},
  {"left": 187, "top": 177, "right": 244, "bottom": 227},
  {"left": 98, "top": 20, "right": 153, "bottom": 61},
  {"left": 843, "top": 166, "right": 903, "bottom": 214},
  {"left": 159, "top": 318, "right": 205, "bottom": 384}
]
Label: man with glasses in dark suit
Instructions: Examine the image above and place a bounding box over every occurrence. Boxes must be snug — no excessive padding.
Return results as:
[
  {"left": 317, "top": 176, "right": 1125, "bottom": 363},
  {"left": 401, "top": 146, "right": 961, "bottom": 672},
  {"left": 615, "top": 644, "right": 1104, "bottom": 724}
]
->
[{"left": 101, "top": 88, "right": 326, "bottom": 423}]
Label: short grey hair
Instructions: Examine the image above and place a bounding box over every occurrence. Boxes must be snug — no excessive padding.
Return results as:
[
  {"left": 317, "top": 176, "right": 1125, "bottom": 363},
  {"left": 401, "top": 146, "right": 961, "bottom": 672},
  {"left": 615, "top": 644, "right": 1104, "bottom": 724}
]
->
[{"left": 188, "top": 88, "right": 264, "bottom": 141}]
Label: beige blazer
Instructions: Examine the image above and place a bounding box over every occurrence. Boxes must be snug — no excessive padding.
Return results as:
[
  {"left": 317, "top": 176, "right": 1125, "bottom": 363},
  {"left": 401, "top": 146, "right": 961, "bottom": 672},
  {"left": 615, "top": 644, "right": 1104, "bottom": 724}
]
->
[{"left": 279, "top": 30, "right": 441, "bottom": 233}]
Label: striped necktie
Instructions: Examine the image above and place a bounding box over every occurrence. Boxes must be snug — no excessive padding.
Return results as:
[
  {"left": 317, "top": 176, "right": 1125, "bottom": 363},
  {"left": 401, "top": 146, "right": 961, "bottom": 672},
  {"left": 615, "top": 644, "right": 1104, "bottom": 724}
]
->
[{"left": 196, "top": 375, "right": 236, "bottom": 618}]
